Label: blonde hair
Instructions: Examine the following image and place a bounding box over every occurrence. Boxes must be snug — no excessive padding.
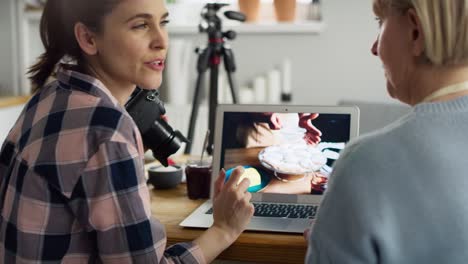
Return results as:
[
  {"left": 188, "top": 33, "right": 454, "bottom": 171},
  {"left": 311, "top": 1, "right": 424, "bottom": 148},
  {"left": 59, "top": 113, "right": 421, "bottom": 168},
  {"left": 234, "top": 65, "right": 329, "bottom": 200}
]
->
[{"left": 375, "top": 0, "right": 468, "bottom": 66}]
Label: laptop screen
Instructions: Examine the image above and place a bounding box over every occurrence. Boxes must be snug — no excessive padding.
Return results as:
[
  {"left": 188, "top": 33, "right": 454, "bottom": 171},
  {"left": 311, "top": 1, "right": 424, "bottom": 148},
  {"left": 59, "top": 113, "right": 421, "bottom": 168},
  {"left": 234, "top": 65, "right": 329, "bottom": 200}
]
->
[{"left": 214, "top": 106, "right": 357, "bottom": 195}]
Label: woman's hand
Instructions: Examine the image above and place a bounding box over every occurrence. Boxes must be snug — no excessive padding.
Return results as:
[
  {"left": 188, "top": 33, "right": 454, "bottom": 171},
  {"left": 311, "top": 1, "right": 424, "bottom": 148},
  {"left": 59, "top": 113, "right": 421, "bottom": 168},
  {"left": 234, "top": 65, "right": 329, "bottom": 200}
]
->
[
  {"left": 298, "top": 113, "right": 322, "bottom": 145},
  {"left": 193, "top": 168, "right": 254, "bottom": 263},
  {"left": 252, "top": 113, "right": 283, "bottom": 130},
  {"left": 303, "top": 228, "right": 310, "bottom": 241},
  {"left": 266, "top": 113, "right": 282, "bottom": 130},
  {"left": 211, "top": 167, "right": 255, "bottom": 241}
]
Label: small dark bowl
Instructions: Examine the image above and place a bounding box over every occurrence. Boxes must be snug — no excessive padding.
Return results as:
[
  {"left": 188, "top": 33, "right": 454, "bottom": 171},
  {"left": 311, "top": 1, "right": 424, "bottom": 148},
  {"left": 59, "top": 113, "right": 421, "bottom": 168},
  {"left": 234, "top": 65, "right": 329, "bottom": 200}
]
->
[{"left": 147, "top": 165, "right": 183, "bottom": 189}]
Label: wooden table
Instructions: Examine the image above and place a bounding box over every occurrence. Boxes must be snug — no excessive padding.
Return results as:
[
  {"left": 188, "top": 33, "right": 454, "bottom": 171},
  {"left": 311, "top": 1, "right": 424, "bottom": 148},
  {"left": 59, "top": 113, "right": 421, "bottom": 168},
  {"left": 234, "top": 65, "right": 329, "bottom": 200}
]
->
[{"left": 149, "top": 183, "right": 308, "bottom": 263}]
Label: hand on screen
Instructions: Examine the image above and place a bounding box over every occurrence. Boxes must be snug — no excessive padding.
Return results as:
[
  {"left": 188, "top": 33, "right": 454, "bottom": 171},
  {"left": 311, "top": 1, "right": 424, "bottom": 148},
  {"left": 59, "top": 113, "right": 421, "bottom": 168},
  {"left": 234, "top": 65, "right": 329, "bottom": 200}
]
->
[
  {"left": 252, "top": 113, "right": 283, "bottom": 130},
  {"left": 298, "top": 113, "right": 322, "bottom": 145},
  {"left": 267, "top": 113, "right": 282, "bottom": 130}
]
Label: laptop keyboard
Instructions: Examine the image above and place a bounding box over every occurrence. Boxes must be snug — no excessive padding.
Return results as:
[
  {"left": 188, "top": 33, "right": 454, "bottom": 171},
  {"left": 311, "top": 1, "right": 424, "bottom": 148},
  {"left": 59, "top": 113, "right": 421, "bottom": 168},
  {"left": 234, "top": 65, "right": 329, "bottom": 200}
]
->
[{"left": 205, "top": 203, "right": 318, "bottom": 219}]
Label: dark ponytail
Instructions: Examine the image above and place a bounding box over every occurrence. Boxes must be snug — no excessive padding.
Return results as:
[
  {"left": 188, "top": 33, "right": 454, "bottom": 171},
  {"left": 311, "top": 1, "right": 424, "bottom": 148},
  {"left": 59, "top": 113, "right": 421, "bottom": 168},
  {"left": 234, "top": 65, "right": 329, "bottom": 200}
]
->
[
  {"left": 28, "top": 0, "right": 66, "bottom": 92},
  {"left": 28, "top": 0, "right": 121, "bottom": 93}
]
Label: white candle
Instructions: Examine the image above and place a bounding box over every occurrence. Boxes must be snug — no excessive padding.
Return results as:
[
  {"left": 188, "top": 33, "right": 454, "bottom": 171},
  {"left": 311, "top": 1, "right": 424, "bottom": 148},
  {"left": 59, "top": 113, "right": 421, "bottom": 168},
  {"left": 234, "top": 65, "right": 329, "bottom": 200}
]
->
[
  {"left": 281, "top": 58, "right": 292, "bottom": 95},
  {"left": 267, "top": 69, "right": 281, "bottom": 103},
  {"left": 253, "top": 76, "right": 267, "bottom": 103},
  {"left": 239, "top": 86, "right": 255, "bottom": 103}
]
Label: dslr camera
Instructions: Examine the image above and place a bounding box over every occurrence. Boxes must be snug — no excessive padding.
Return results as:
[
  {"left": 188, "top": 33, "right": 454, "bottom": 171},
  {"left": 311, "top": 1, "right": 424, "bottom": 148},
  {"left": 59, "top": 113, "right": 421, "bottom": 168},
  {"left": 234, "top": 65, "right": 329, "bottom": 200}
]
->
[{"left": 125, "top": 88, "right": 188, "bottom": 166}]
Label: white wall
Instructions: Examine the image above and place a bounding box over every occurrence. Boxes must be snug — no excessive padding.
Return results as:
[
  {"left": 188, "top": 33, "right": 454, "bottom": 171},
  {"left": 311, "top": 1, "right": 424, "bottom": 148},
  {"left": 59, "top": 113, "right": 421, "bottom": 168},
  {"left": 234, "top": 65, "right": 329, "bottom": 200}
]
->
[
  {"left": 0, "top": 105, "right": 23, "bottom": 143},
  {"left": 0, "top": 0, "right": 19, "bottom": 96},
  {"left": 288, "top": 0, "right": 389, "bottom": 105},
  {"left": 163, "top": 0, "right": 391, "bottom": 106}
]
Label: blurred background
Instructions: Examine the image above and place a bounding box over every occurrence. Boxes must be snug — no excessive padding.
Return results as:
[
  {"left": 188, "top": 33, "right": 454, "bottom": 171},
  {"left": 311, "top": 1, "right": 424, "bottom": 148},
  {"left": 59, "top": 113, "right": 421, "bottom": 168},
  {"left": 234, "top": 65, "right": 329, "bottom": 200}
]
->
[{"left": 0, "top": 0, "right": 410, "bottom": 155}]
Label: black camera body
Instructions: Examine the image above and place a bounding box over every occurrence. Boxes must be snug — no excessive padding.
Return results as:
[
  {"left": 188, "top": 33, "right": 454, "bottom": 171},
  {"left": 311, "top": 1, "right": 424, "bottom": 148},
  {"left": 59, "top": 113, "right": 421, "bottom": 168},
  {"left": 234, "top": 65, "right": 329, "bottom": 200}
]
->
[{"left": 125, "top": 89, "right": 188, "bottom": 166}]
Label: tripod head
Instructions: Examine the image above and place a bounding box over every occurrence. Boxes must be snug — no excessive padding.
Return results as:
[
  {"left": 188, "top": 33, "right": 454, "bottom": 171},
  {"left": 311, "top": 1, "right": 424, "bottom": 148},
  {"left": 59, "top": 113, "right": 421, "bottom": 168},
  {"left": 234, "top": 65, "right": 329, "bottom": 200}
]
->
[
  {"left": 186, "top": 3, "right": 245, "bottom": 155},
  {"left": 199, "top": 3, "right": 246, "bottom": 39}
]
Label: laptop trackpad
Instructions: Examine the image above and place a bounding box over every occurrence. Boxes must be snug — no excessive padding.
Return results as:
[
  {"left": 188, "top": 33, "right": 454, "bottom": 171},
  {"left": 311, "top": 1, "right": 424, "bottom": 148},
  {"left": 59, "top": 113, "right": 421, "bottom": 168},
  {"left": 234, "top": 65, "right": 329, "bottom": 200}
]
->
[{"left": 249, "top": 217, "right": 311, "bottom": 233}]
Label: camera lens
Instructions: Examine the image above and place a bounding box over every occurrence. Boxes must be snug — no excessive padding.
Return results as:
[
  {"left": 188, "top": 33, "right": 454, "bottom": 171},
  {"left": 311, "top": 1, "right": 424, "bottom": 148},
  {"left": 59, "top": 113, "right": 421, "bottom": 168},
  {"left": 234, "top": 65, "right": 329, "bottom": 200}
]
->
[
  {"left": 125, "top": 88, "right": 188, "bottom": 167},
  {"left": 142, "top": 120, "right": 188, "bottom": 167}
]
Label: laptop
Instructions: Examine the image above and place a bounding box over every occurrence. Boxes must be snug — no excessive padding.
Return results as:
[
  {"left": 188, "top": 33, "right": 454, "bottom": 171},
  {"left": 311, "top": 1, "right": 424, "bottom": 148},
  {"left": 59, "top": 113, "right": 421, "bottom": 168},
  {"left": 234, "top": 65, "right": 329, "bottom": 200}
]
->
[{"left": 180, "top": 104, "right": 359, "bottom": 233}]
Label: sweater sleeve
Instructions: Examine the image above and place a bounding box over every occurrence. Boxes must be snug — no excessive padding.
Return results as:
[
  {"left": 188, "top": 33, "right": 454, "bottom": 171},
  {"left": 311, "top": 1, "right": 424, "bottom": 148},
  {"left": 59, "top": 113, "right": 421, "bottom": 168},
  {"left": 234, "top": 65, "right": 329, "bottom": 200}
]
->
[{"left": 305, "top": 139, "right": 381, "bottom": 264}]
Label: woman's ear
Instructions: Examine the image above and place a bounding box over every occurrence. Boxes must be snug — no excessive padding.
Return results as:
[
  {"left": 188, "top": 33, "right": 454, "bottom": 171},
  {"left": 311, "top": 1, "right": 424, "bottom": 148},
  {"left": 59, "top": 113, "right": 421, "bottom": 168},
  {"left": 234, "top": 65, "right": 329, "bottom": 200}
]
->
[
  {"left": 407, "top": 8, "right": 425, "bottom": 57},
  {"left": 74, "top": 22, "right": 98, "bottom": 56}
]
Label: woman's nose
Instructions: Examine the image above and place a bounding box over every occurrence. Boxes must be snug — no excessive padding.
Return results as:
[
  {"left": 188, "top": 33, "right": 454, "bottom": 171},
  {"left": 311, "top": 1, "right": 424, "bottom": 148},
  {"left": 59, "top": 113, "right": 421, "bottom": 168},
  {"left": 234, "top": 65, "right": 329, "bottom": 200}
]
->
[
  {"left": 151, "top": 27, "right": 168, "bottom": 50},
  {"left": 371, "top": 38, "right": 378, "bottom": 56}
]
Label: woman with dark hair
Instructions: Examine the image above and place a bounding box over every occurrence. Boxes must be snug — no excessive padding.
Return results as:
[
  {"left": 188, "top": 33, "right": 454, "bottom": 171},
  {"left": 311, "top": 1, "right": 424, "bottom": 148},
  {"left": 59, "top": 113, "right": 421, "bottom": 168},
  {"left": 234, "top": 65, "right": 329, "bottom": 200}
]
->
[{"left": 0, "top": 0, "right": 254, "bottom": 262}]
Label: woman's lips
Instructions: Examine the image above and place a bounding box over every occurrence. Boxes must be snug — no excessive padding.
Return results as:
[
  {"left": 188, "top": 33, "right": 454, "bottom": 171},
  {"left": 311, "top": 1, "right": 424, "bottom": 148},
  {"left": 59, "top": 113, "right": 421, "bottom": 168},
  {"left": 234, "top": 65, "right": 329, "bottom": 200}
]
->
[{"left": 145, "top": 60, "right": 165, "bottom": 71}]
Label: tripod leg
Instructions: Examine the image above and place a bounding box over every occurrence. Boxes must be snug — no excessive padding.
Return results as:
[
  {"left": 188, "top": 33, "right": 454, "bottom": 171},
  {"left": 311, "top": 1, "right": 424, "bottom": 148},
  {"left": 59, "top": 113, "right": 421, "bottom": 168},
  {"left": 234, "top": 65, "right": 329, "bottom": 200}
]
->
[
  {"left": 185, "top": 72, "right": 206, "bottom": 154},
  {"left": 185, "top": 47, "right": 213, "bottom": 154},
  {"left": 223, "top": 47, "right": 239, "bottom": 103},
  {"left": 225, "top": 71, "right": 239, "bottom": 104},
  {"left": 207, "top": 62, "right": 220, "bottom": 155}
]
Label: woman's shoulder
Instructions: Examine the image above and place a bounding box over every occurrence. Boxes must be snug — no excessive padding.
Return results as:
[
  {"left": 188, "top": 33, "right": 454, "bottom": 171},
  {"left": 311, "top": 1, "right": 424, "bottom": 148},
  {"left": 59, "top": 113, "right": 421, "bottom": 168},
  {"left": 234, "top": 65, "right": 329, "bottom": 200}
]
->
[
  {"left": 337, "top": 113, "right": 416, "bottom": 165},
  {"left": 70, "top": 91, "right": 135, "bottom": 141},
  {"left": 38, "top": 83, "right": 137, "bottom": 145}
]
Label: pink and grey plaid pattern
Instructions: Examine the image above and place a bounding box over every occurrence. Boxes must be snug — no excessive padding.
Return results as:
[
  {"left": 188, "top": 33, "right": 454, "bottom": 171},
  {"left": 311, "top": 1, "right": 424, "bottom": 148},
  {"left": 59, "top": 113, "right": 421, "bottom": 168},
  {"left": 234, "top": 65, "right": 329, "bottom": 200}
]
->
[{"left": 0, "top": 68, "right": 205, "bottom": 263}]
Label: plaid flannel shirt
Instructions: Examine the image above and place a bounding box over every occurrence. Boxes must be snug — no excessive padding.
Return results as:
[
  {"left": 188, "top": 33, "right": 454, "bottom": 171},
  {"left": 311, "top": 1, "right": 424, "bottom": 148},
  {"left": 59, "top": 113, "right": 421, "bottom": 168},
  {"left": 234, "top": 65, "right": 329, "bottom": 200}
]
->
[{"left": 0, "top": 68, "right": 206, "bottom": 263}]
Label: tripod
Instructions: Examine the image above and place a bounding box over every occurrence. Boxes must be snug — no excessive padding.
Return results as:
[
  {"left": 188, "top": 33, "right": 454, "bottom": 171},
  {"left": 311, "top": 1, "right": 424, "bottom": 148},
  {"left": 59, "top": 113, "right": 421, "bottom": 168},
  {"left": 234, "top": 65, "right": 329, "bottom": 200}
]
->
[{"left": 185, "top": 4, "right": 245, "bottom": 155}]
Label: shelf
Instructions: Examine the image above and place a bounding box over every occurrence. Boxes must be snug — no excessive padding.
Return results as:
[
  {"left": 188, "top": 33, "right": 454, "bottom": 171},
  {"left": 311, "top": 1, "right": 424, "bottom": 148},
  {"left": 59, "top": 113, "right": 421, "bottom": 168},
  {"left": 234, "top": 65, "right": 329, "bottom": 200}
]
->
[
  {"left": 24, "top": 10, "right": 324, "bottom": 35},
  {"left": 24, "top": 9, "right": 41, "bottom": 21},
  {"left": 168, "top": 21, "right": 325, "bottom": 35}
]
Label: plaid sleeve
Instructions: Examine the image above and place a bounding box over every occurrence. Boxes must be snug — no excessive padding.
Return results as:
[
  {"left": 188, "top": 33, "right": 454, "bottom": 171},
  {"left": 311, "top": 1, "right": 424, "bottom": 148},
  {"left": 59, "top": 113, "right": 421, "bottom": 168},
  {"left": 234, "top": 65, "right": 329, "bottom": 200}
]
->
[{"left": 70, "top": 139, "right": 206, "bottom": 263}]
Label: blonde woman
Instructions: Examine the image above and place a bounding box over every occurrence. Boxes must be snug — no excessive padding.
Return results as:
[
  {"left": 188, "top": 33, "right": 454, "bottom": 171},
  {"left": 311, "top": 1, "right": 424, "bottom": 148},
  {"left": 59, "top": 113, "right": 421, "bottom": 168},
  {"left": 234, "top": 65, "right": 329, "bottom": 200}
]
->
[
  {"left": 0, "top": 0, "right": 253, "bottom": 262},
  {"left": 306, "top": 0, "right": 468, "bottom": 263}
]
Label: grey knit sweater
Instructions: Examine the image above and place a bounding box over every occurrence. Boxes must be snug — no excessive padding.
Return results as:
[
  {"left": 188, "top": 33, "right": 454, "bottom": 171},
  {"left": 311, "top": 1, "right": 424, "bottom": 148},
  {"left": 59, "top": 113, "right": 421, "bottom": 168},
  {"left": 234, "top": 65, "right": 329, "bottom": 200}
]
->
[{"left": 306, "top": 96, "right": 468, "bottom": 264}]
